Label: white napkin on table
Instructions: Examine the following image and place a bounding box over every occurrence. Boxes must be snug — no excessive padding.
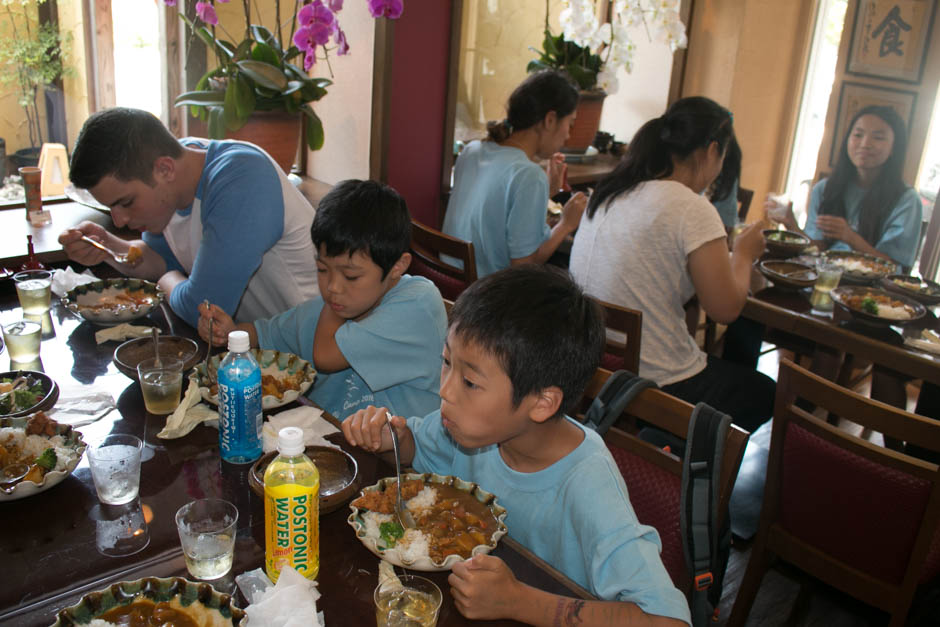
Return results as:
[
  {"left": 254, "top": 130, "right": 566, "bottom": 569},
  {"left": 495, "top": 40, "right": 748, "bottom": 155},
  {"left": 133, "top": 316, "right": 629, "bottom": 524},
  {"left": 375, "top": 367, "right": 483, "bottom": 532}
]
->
[
  {"left": 156, "top": 377, "right": 217, "bottom": 439},
  {"left": 262, "top": 405, "right": 340, "bottom": 453},
  {"left": 94, "top": 324, "right": 156, "bottom": 344},
  {"left": 51, "top": 266, "right": 98, "bottom": 297},
  {"left": 241, "top": 565, "right": 324, "bottom": 627}
]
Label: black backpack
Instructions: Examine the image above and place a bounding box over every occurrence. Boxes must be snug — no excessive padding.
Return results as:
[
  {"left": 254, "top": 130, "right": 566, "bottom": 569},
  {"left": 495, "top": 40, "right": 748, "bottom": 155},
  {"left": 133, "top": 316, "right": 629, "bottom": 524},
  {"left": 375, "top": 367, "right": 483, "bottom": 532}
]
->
[{"left": 583, "top": 370, "right": 734, "bottom": 626}]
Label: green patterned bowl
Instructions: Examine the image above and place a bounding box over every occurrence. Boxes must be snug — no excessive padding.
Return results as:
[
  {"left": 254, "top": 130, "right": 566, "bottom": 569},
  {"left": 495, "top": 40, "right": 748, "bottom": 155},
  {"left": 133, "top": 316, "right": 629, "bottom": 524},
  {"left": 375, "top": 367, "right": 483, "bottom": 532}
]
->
[
  {"left": 52, "top": 576, "right": 245, "bottom": 626},
  {"left": 62, "top": 278, "right": 164, "bottom": 325},
  {"left": 192, "top": 348, "right": 316, "bottom": 410}
]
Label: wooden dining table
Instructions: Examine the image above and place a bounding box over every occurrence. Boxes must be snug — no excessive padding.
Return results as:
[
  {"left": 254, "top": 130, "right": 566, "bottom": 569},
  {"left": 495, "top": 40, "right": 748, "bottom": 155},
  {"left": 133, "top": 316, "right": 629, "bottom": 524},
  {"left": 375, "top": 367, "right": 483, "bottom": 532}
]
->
[{"left": 0, "top": 274, "right": 592, "bottom": 626}]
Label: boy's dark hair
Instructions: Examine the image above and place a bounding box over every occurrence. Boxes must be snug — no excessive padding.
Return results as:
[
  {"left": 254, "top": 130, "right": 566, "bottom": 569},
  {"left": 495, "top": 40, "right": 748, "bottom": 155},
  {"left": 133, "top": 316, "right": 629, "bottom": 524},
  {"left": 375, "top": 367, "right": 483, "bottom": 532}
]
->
[
  {"left": 310, "top": 179, "right": 411, "bottom": 277},
  {"left": 449, "top": 265, "right": 604, "bottom": 417},
  {"left": 70, "top": 107, "right": 184, "bottom": 189}
]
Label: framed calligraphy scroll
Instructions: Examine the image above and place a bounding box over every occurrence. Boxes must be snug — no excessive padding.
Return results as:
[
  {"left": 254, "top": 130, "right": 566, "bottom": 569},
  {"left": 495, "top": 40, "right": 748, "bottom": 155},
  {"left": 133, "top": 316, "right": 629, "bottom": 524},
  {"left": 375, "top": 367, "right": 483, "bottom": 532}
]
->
[
  {"left": 828, "top": 82, "right": 917, "bottom": 168},
  {"left": 846, "top": 0, "right": 937, "bottom": 83}
]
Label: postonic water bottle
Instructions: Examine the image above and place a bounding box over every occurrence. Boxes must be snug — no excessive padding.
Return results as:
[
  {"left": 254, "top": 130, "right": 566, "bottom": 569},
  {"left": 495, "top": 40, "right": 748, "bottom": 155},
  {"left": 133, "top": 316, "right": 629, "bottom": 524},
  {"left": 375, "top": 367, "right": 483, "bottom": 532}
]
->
[
  {"left": 264, "top": 426, "right": 320, "bottom": 582},
  {"left": 217, "top": 330, "right": 262, "bottom": 463}
]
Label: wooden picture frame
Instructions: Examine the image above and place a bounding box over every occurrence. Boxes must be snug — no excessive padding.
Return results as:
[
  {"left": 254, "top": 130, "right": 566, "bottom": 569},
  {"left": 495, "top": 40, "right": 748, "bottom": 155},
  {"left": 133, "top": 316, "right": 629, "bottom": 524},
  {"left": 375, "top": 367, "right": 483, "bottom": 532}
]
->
[
  {"left": 846, "top": 0, "right": 936, "bottom": 83},
  {"left": 828, "top": 82, "right": 917, "bottom": 168}
]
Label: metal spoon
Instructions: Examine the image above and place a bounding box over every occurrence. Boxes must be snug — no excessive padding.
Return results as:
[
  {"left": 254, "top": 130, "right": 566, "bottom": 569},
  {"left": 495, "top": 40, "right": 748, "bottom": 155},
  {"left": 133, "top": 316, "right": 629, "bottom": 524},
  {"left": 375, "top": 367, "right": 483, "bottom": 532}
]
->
[
  {"left": 80, "top": 235, "right": 135, "bottom": 265},
  {"left": 386, "top": 411, "right": 416, "bottom": 529},
  {"left": 201, "top": 300, "right": 214, "bottom": 369},
  {"left": 151, "top": 327, "right": 162, "bottom": 368}
]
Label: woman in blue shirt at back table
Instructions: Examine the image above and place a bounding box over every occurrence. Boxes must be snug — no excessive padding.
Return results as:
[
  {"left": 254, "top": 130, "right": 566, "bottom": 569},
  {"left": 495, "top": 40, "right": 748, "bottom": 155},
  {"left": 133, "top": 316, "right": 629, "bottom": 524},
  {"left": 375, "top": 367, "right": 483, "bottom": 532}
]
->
[
  {"left": 767, "top": 105, "right": 922, "bottom": 269},
  {"left": 442, "top": 70, "right": 587, "bottom": 278}
]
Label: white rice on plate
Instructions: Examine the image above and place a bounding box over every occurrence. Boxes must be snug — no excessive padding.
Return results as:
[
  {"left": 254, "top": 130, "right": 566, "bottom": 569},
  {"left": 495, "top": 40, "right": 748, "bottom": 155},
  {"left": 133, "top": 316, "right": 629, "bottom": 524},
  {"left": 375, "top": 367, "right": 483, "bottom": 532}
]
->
[
  {"left": 876, "top": 304, "right": 913, "bottom": 320},
  {"left": 0, "top": 427, "right": 76, "bottom": 471},
  {"left": 362, "top": 485, "right": 439, "bottom": 562}
]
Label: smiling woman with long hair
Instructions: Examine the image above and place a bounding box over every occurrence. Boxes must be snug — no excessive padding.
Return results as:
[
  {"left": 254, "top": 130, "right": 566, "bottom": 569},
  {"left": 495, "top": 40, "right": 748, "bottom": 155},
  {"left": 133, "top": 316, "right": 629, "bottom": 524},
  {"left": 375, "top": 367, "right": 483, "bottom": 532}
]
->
[{"left": 770, "top": 105, "right": 922, "bottom": 269}]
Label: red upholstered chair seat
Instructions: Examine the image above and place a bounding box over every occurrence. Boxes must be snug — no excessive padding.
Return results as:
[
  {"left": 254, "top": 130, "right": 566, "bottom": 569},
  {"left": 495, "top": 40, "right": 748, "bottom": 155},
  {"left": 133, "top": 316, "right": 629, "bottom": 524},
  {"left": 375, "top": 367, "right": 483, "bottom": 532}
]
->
[{"left": 408, "top": 256, "right": 468, "bottom": 302}]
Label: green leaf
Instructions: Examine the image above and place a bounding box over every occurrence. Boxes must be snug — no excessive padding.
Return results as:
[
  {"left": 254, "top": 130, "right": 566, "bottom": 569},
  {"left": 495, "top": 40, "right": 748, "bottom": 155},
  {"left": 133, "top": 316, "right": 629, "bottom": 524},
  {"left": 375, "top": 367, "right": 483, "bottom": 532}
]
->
[
  {"left": 301, "top": 105, "right": 324, "bottom": 151},
  {"left": 250, "top": 41, "right": 281, "bottom": 67},
  {"left": 282, "top": 80, "right": 303, "bottom": 96},
  {"left": 227, "top": 73, "right": 255, "bottom": 120},
  {"left": 174, "top": 90, "right": 226, "bottom": 107},
  {"left": 233, "top": 39, "right": 253, "bottom": 62},
  {"left": 250, "top": 25, "right": 278, "bottom": 49},
  {"left": 207, "top": 106, "right": 226, "bottom": 139},
  {"left": 236, "top": 59, "right": 288, "bottom": 90}
]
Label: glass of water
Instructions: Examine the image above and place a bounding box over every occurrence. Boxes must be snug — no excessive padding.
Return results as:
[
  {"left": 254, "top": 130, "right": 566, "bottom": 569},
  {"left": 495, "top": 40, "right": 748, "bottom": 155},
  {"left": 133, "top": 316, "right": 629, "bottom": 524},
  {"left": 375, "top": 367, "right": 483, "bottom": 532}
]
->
[
  {"left": 87, "top": 434, "right": 143, "bottom": 505},
  {"left": 1, "top": 319, "right": 42, "bottom": 363},
  {"left": 175, "top": 498, "right": 238, "bottom": 580},
  {"left": 810, "top": 262, "right": 844, "bottom": 316},
  {"left": 374, "top": 574, "right": 443, "bottom": 627},
  {"left": 137, "top": 357, "right": 183, "bottom": 415},
  {"left": 13, "top": 270, "right": 52, "bottom": 316}
]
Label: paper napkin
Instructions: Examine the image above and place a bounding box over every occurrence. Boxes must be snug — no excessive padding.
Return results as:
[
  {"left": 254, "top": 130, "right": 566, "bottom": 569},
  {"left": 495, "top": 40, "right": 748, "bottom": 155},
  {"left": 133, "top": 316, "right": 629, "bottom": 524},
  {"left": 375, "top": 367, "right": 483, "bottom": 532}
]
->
[
  {"left": 156, "top": 377, "right": 217, "bottom": 439},
  {"left": 94, "top": 323, "right": 156, "bottom": 344},
  {"left": 262, "top": 405, "right": 340, "bottom": 453},
  {"left": 51, "top": 266, "right": 98, "bottom": 297},
  {"left": 241, "top": 565, "right": 324, "bottom": 627}
]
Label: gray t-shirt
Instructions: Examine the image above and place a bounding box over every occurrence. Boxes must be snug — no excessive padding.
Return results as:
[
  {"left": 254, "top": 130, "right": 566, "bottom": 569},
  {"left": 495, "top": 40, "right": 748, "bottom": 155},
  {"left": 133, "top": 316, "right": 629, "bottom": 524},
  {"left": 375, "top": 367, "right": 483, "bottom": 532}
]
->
[{"left": 570, "top": 180, "right": 727, "bottom": 385}]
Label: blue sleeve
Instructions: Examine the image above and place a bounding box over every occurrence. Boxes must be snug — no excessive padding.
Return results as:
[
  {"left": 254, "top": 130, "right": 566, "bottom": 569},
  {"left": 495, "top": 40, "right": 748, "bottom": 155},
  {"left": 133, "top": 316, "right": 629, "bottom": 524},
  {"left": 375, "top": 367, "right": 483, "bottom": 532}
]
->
[
  {"left": 505, "top": 165, "right": 551, "bottom": 260},
  {"left": 802, "top": 179, "right": 826, "bottom": 240},
  {"left": 874, "top": 187, "right": 923, "bottom": 269},
  {"left": 335, "top": 278, "right": 447, "bottom": 392},
  {"left": 141, "top": 232, "right": 185, "bottom": 274},
  {"left": 406, "top": 411, "right": 459, "bottom": 475},
  {"left": 253, "top": 297, "right": 323, "bottom": 363},
  {"left": 168, "top": 146, "right": 285, "bottom": 327}
]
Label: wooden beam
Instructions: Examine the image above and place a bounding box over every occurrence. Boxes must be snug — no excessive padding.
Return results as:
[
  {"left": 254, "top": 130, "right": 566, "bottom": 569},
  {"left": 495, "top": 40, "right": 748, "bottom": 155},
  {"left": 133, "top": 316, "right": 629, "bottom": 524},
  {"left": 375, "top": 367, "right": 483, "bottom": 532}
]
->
[
  {"left": 92, "top": 0, "right": 115, "bottom": 109},
  {"left": 161, "top": 2, "right": 183, "bottom": 137},
  {"left": 438, "top": 0, "right": 463, "bottom": 229},
  {"left": 369, "top": 17, "right": 395, "bottom": 182}
]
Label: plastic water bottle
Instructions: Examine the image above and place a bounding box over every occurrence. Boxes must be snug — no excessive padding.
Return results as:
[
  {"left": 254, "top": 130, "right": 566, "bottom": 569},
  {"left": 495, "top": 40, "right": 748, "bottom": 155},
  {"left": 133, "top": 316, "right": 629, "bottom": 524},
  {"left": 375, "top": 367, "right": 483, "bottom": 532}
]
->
[
  {"left": 217, "top": 330, "right": 262, "bottom": 463},
  {"left": 264, "top": 426, "right": 319, "bottom": 582}
]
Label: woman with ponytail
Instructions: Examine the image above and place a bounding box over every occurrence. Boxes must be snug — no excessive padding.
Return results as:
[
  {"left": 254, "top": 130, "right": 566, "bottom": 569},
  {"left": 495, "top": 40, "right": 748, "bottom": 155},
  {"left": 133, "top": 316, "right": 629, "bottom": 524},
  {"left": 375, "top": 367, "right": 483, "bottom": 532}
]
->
[
  {"left": 442, "top": 70, "right": 588, "bottom": 278},
  {"left": 768, "top": 105, "right": 921, "bottom": 269},
  {"left": 570, "top": 96, "right": 774, "bottom": 432}
]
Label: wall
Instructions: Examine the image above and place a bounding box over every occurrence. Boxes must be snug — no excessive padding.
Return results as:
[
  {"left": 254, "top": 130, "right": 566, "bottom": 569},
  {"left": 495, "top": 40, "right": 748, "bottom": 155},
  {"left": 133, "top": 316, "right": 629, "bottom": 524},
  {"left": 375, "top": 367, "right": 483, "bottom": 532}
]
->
[{"left": 683, "top": 0, "right": 815, "bottom": 220}]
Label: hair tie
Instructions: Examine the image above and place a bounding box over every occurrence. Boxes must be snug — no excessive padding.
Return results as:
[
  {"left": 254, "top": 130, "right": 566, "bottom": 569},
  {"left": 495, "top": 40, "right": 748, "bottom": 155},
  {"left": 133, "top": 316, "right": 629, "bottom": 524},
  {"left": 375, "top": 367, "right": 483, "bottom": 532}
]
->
[{"left": 503, "top": 118, "right": 514, "bottom": 134}]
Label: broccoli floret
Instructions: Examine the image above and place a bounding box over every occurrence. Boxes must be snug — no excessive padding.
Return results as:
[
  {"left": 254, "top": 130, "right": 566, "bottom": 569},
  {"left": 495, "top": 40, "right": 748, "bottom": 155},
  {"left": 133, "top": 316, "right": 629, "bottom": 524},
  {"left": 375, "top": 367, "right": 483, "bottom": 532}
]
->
[
  {"left": 379, "top": 521, "right": 404, "bottom": 547},
  {"left": 35, "top": 448, "right": 56, "bottom": 471},
  {"left": 861, "top": 297, "right": 879, "bottom": 315}
]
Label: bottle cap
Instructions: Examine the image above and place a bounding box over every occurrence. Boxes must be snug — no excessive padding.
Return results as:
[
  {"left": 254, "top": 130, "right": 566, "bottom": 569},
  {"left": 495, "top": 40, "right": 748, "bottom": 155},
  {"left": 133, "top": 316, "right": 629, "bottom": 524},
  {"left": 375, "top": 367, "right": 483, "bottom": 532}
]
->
[
  {"left": 227, "top": 329, "right": 250, "bottom": 352},
  {"left": 278, "top": 426, "right": 305, "bottom": 456}
]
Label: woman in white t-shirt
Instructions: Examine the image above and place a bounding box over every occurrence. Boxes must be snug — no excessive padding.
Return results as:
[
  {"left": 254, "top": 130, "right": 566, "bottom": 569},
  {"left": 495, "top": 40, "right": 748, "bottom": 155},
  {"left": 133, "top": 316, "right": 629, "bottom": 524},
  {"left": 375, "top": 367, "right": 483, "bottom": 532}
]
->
[{"left": 569, "top": 97, "right": 773, "bottom": 432}]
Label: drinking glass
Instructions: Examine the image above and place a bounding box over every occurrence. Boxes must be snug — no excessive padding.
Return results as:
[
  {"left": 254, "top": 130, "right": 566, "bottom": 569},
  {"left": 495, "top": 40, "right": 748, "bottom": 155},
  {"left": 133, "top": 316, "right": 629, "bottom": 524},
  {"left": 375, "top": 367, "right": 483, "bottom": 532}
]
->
[
  {"left": 810, "top": 262, "right": 843, "bottom": 315},
  {"left": 137, "top": 357, "right": 183, "bottom": 415},
  {"left": 13, "top": 270, "right": 52, "bottom": 316},
  {"left": 2, "top": 319, "right": 42, "bottom": 363},
  {"left": 374, "top": 575, "right": 443, "bottom": 627},
  {"left": 175, "top": 498, "right": 238, "bottom": 580},
  {"left": 87, "top": 434, "right": 143, "bottom": 505}
]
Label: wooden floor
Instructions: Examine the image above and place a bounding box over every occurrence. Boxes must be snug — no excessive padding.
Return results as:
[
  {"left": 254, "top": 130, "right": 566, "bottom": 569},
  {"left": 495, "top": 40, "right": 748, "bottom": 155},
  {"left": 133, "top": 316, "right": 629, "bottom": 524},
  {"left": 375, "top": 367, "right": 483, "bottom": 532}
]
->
[{"left": 711, "top": 348, "right": 940, "bottom": 626}]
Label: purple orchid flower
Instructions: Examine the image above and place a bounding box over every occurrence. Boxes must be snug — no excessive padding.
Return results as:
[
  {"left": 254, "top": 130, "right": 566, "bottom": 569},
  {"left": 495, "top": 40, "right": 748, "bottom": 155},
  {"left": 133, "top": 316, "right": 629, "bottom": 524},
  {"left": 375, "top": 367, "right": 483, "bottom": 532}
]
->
[
  {"left": 195, "top": 1, "right": 218, "bottom": 25},
  {"left": 367, "top": 0, "right": 403, "bottom": 19},
  {"left": 334, "top": 28, "right": 349, "bottom": 55},
  {"left": 328, "top": 0, "right": 344, "bottom": 11},
  {"left": 304, "top": 49, "right": 317, "bottom": 72},
  {"left": 298, "top": 1, "right": 334, "bottom": 28},
  {"left": 162, "top": 0, "right": 177, "bottom": 6}
]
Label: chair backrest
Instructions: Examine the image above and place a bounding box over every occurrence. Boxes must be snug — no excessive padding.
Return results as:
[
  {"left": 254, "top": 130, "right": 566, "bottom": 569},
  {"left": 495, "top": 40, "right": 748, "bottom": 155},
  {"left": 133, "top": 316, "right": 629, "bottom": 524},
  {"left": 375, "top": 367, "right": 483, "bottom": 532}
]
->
[
  {"left": 759, "top": 359, "right": 940, "bottom": 619},
  {"left": 578, "top": 369, "right": 749, "bottom": 596},
  {"left": 591, "top": 298, "right": 642, "bottom": 374},
  {"left": 408, "top": 220, "right": 477, "bottom": 301},
  {"left": 737, "top": 186, "right": 754, "bottom": 222}
]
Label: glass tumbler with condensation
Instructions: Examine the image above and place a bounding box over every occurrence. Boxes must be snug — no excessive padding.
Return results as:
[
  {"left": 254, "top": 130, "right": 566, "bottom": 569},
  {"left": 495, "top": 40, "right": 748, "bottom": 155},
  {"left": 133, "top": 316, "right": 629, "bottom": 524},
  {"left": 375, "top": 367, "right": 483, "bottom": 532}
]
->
[
  {"left": 375, "top": 574, "right": 443, "bottom": 627},
  {"left": 810, "top": 262, "right": 843, "bottom": 315},
  {"left": 176, "top": 498, "right": 238, "bottom": 580}
]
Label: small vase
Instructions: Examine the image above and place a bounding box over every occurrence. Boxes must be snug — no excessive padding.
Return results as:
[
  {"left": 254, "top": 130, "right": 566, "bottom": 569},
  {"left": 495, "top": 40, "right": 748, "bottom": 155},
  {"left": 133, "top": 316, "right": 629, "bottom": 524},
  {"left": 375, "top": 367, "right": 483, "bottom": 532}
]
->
[
  {"left": 564, "top": 90, "right": 606, "bottom": 154},
  {"left": 225, "top": 111, "right": 302, "bottom": 174}
]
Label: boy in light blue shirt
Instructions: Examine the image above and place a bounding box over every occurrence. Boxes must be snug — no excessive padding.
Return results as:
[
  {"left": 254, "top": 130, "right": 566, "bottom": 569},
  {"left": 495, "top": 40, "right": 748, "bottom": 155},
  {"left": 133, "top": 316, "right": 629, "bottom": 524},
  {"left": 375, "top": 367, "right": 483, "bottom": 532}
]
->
[
  {"left": 343, "top": 266, "right": 691, "bottom": 626},
  {"left": 200, "top": 180, "right": 447, "bottom": 420}
]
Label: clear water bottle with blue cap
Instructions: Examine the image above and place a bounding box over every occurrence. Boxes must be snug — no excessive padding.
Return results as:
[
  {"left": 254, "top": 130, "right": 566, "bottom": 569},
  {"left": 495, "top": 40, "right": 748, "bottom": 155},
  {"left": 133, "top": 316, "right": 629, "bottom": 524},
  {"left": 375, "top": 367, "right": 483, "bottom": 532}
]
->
[{"left": 217, "top": 330, "right": 262, "bottom": 463}]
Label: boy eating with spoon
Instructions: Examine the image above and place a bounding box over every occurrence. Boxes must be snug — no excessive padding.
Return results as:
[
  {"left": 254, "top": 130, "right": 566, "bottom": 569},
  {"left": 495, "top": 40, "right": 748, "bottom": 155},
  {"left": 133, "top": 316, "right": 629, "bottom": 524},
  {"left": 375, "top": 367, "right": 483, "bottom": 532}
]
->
[{"left": 342, "top": 266, "right": 690, "bottom": 626}]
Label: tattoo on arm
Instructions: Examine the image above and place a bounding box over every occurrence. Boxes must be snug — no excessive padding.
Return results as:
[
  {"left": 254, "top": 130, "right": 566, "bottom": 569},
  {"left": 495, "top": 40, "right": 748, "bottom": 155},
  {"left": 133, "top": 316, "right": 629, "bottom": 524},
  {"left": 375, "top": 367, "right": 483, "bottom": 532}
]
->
[{"left": 552, "top": 599, "right": 585, "bottom": 627}]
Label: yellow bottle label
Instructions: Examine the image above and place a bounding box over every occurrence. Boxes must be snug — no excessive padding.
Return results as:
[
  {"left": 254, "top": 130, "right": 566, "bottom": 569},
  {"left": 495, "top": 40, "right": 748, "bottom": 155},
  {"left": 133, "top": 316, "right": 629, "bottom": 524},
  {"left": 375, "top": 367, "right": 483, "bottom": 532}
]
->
[{"left": 264, "top": 480, "right": 319, "bottom": 581}]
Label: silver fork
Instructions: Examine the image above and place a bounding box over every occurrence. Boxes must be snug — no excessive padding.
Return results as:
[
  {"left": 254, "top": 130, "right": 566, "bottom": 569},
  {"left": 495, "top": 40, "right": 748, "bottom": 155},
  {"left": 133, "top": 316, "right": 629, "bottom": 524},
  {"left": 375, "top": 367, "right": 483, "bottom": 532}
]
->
[
  {"left": 80, "top": 235, "right": 136, "bottom": 265},
  {"left": 386, "top": 411, "right": 416, "bottom": 529}
]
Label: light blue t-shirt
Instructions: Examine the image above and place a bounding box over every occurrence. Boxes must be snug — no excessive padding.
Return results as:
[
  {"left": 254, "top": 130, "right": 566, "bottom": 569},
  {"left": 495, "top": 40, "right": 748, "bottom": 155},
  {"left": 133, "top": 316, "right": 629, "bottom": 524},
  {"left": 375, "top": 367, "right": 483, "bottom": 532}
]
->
[
  {"left": 442, "top": 140, "right": 551, "bottom": 277},
  {"left": 406, "top": 411, "right": 692, "bottom": 625},
  {"left": 712, "top": 178, "right": 739, "bottom": 228},
  {"left": 803, "top": 179, "right": 923, "bottom": 268},
  {"left": 253, "top": 275, "right": 447, "bottom": 421}
]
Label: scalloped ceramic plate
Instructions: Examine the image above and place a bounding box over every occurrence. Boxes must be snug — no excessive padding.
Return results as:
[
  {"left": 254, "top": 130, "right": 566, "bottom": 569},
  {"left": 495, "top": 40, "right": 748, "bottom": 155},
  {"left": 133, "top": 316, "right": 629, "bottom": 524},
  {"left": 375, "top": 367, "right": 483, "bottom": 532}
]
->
[
  {"left": 192, "top": 348, "right": 316, "bottom": 410},
  {"left": 0, "top": 413, "right": 86, "bottom": 501},
  {"left": 347, "top": 472, "right": 508, "bottom": 572},
  {"left": 822, "top": 251, "right": 898, "bottom": 285},
  {"left": 830, "top": 286, "right": 926, "bottom": 327},
  {"left": 0, "top": 370, "right": 59, "bottom": 418},
  {"left": 52, "top": 576, "right": 245, "bottom": 626},
  {"left": 62, "top": 278, "right": 164, "bottom": 325}
]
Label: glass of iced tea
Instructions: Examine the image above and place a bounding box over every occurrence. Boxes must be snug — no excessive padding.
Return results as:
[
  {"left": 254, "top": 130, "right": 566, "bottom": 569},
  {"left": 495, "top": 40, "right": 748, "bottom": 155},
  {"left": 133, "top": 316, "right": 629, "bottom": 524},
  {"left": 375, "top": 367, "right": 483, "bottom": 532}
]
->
[
  {"left": 810, "top": 262, "right": 843, "bottom": 315},
  {"left": 375, "top": 575, "right": 443, "bottom": 627},
  {"left": 137, "top": 357, "right": 183, "bottom": 415},
  {"left": 1, "top": 319, "right": 42, "bottom": 363},
  {"left": 13, "top": 270, "right": 52, "bottom": 317}
]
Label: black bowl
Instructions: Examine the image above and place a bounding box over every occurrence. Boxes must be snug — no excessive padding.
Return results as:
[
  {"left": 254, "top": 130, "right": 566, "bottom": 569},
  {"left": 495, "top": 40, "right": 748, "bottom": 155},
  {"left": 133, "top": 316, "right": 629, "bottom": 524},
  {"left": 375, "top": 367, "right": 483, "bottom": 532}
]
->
[
  {"left": 763, "top": 229, "right": 811, "bottom": 258},
  {"left": 831, "top": 286, "right": 926, "bottom": 327},
  {"left": 249, "top": 445, "right": 359, "bottom": 513},
  {"left": 0, "top": 370, "right": 58, "bottom": 417},
  {"left": 822, "top": 251, "right": 898, "bottom": 285},
  {"left": 758, "top": 260, "right": 818, "bottom": 291},
  {"left": 113, "top": 336, "right": 201, "bottom": 380},
  {"left": 880, "top": 275, "right": 940, "bottom": 307}
]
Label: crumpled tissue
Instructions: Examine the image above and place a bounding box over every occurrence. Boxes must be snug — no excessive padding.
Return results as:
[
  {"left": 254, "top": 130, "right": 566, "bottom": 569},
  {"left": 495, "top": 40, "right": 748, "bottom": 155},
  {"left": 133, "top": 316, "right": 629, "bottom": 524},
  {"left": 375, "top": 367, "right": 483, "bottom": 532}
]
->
[
  {"left": 95, "top": 323, "right": 156, "bottom": 344},
  {"left": 157, "top": 377, "right": 217, "bottom": 439},
  {"left": 239, "top": 565, "right": 324, "bottom": 627},
  {"left": 51, "top": 266, "right": 99, "bottom": 297},
  {"left": 262, "top": 405, "right": 340, "bottom": 453}
]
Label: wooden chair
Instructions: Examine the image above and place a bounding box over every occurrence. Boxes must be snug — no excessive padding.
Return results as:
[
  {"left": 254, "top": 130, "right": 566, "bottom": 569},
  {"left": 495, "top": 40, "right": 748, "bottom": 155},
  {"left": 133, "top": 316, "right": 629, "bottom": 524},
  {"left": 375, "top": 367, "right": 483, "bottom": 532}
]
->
[
  {"left": 728, "top": 359, "right": 940, "bottom": 627},
  {"left": 578, "top": 369, "right": 750, "bottom": 598},
  {"left": 591, "top": 298, "right": 642, "bottom": 374},
  {"left": 737, "top": 186, "right": 754, "bottom": 222},
  {"left": 408, "top": 220, "right": 477, "bottom": 301}
]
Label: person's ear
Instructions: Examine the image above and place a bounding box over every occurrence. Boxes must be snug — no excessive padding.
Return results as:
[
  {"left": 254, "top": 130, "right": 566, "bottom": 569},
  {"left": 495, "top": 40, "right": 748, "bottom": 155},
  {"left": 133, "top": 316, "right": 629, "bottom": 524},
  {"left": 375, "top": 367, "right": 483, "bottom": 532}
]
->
[
  {"left": 527, "top": 386, "right": 564, "bottom": 424},
  {"left": 387, "top": 251, "right": 412, "bottom": 281},
  {"left": 542, "top": 110, "right": 559, "bottom": 131},
  {"left": 152, "top": 156, "right": 176, "bottom": 183}
]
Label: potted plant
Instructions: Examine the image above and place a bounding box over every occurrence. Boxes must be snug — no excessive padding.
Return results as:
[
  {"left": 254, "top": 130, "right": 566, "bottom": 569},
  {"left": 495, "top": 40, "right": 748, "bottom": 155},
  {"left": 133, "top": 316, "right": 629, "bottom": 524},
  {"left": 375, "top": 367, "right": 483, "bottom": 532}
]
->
[
  {"left": 167, "top": 0, "right": 403, "bottom": 171},
  {"left": 528, "top": 0, "right": 687, "bottom": 152},
  {"left": 0, "top": 0, "right": 72, "bottom": 167}
]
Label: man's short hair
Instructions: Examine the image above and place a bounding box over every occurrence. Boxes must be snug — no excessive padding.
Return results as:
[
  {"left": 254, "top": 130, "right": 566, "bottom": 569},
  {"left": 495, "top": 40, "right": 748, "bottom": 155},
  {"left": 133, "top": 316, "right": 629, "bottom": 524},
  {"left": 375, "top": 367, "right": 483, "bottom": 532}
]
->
[
  {"left": 310, "top": 179, "right": 411, "bottom": 277},
  {"left": 70, "top": 107, "right": 184, "bottom": 189},
  {"left": 449, "top": 265, "right": 604, "bottom": 416}
]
